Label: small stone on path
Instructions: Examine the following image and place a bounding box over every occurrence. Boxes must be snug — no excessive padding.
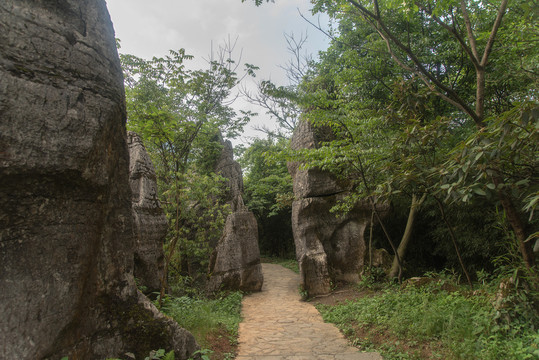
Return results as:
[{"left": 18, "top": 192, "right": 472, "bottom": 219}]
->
[{"left": 236, "top": 263, "right": 382, "bottom": 360}]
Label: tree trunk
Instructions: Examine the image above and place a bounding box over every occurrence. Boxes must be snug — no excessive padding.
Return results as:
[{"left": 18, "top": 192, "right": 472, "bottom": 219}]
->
[
  {"left": 495, "top": 184, "right": 536, "bottom": 269},
  {"left": 159, "top": 192, "right": 182, "bottom": 307},
  {"left": 389, "top": 193, "right": 426, "bottom": 278},
  {"left": 435, "top": 198, "right": 473, "bottom": 289},
  {"left": 368, "top": 210, "right": 375, "bottom": 267}
]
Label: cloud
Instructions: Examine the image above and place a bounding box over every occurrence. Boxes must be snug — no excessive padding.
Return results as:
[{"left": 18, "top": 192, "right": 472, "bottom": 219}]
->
[{"left": 106, "top": 0, "right": 329, "bottom": 143}]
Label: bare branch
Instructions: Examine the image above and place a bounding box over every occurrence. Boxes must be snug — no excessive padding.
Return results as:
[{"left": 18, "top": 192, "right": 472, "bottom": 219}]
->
[
  {"left": 481, "top": 0, "right": 508, "bottom": 66},
  {"left": 417, "top": 2, "right": 480, "bottom": 69},
  {"left": 347, "top": 0, "right": 481, "bottom": 124},
  {"left": 460, "top": 0, "right": 480, "bottom": 61},
  {"left": 298, "top": 10, "right": 388, "bottom": 56}
]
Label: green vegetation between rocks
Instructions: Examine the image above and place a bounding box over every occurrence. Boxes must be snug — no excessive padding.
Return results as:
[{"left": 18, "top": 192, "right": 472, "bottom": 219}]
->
[
  {"left": 159, "top": 292, "right": 243, "bottom": 359},
  {"left": 262, "top": 257, "right": 300, "bottom": 274},
  {"left": 317, "top": 270, "right": 539, "bottom": 360},
  {"left": 116, "top": 0, "right": 538, "bottom": 357}
]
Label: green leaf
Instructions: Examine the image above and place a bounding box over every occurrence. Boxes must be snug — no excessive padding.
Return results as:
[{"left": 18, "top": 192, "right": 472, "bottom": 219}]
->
[
  {"left": 473, "top": 188, "right": 487, "bottom": 196},
  {"left": 163, "top": 350, "right": 175, "bottom": 360},
  {"left": 515, "top": 179, "right": 530, "bottom": 186}
]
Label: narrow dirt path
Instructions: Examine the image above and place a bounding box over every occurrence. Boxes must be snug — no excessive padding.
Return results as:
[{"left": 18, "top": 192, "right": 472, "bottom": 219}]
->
[{"left": 236, "top": 263, "right": 382, "bottom": 360}]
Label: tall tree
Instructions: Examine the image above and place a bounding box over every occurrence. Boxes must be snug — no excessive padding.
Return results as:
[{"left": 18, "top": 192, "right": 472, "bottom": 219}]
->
[
  {"left": 306, "top": 0, "right": 538, "bottom": 269},
  {"left": 121, "top": 43, "right": 254, "bottom": 298}
]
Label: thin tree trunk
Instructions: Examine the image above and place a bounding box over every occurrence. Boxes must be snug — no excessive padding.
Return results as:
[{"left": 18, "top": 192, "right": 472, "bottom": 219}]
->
[
  {"left": 494, "top": 177, "right": 536, "bottom": 269},
  {"left": 369, "top": 210, "right": 375, "bottom": 267},
  {"left": 475, "top": 69, "right": 486, "bottom": 123},
  {"left": 371, "top": 202, "right": 403, "bottom": 282},
  {"left": 159, "top": 185, "right": 182, "bottom": 307},
  {"left": 389, "top": 193, "right": 427, "bottom": 278},
  {"left": 159, "top": 235, "right": 178, "bottom": 306},
  {"left": 435, "top": 198, "right": 473, "bottom": 289}
]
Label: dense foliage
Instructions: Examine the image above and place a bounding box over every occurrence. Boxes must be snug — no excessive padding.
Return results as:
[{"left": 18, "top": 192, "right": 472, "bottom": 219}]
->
[
  {"left": 238, "top": 137, "right": 295, "bottom": 257},
  {"left": 283, "top": 0, "right": 539, "bottom": 275},
  {"left": 120, "top": 43, "right": 254, "bottom": 297}
]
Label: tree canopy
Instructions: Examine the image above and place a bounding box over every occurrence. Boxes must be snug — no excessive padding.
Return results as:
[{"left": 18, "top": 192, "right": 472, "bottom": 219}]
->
[{"left": 286, "top": 0, "right": 538, "bottom": 271}]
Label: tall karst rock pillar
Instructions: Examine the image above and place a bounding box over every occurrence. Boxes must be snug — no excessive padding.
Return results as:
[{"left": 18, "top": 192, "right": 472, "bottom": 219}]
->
[
  {"left": 288, "top": 120, "right": 381, "bottom": 296},
  {"left": 0, "top": 2, "right": 197, "bottom": 359},
  {"left": 128, "top": 131, "right": 168, "bottom": 294},
  {"left": 207, "top": 138, "right": 264, "bottom": 293}
]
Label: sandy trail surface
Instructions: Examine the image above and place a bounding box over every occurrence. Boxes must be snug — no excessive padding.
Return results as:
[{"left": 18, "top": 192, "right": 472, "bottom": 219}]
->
[{"left": 236, "top": 263, "right": 383, "bottom": 360}]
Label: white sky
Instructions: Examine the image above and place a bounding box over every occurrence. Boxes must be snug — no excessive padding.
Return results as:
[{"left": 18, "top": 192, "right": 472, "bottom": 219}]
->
[{"left": 105, "top": 0, "right": 329, "bottom": 145}]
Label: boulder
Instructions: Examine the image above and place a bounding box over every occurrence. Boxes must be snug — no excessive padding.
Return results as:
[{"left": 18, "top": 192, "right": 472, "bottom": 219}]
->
[
  {"left": 289, "top": 120, "right": 383, "bottom": 296},
  {"left": 128, "top": 131, "right": 167, "bottom": 294},
  {"left": 207, "top": 139, "right": 263, "bottom": 292},
  {"left": 0, "top": 1, "right": 197, "bottom": 359}
]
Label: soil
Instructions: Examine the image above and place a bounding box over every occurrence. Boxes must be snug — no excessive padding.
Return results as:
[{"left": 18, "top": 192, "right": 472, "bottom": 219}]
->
[
  {"left": 310, "top": 282, "right": 373, "bottom": 306},
  {"left": 205, "top": 326, "right": 237, "bottom": 360}
]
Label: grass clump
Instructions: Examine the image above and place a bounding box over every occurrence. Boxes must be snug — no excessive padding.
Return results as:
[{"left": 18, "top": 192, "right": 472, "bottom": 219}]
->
[
  {"left": 159, "top": 291, "right": 243, "bottom": 359},
  {"left": 262, "top": 256, "right": 299, "bottom": 273},
  {"left": 317, "top": 271, "right": 539, "bottom": 359}
]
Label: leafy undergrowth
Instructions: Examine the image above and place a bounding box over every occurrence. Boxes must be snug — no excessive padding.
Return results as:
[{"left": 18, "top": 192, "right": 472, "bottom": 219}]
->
[
  {"left": 159, "top": 291, "right": 243, "bottom": 360},
  {"left": 316, "top": 271, "right": 539, "bottom": 360},
  {"left": 262, "top": 256, "right": 299, "bottom": 273}
]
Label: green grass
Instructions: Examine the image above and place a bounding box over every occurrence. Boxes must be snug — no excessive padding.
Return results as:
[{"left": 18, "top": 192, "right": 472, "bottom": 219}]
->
[
  {"left": 262, "top": 256, "right": 299, "bottom": 273},
  {"left": 159, "top": 291, "right": 243, "bottom": 352},
  {"left": 317, "top": 277, "right": 539, "bottom": 360}
]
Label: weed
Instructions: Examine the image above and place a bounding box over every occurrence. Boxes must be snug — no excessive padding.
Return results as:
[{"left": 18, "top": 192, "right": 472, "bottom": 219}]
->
[
  {"left": 189, "top": 348, "right": 213, "bottom": 360},
  {"left": 159, "top": 291, "right": 243, "bottom": 354},
  {"left": 145, "top": 349, "right": 174, "bottom": 360},
  {"left": 263, "top": 257, "right": 299, "bottom": 273},
  {"left": 317, "top": 271, "right": 539, "bottom": 359},
  {"left": 298, "top": 284, "right": 309, "bottom": 301},
  {"left": 358, "top": 267, "right": 388, "bottom": 290}
]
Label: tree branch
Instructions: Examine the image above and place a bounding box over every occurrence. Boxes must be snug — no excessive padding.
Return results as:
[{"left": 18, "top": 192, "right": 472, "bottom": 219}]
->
[
  {"left": 417, "top": 2, "right": 480, "bottom": 69},
  {"left": 481, "top": 0, "right": 509, "bottom": 66},
  {"left": 346, "top": 0, "right": 481, "bottom": 125},
  {"left": 374, "top": 23, "right": 475, "bottom": 118},
  {"left": 460, "top": 0, "right": 480, "bottom": 61}
]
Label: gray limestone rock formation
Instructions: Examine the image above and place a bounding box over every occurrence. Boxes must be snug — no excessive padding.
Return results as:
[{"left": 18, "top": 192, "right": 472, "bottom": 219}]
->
[
  {"left": 289, "top": 120, "right": 382, "bottom": 296},
  {"left": 207, "top": 139, "right": 263, "bottom": 292},
  {"left": 128, "top": 131, "right": 167, "bottom": 294},
  {"left": 214, "top": 138, "right": 246, "bottom": 213},
  {"left": 0, "top": 1, "right": 197, "bottom": 359},
  {"left": 208, "top": 211, "right": 264, "bottom": 292}
]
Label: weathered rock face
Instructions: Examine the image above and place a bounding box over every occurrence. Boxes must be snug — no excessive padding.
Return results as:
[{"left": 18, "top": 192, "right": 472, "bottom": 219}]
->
[
  {"left": 208, "top": 211, "right": 264, "bottom": 292},
  {"left": 0, "top": 2, "right": 197, "bottom": 359},
  {"left": 207, "top": 139, "right": 263, "bottom": 292},
  {"left": 128, "top": 131, "right": 167, "bottom": 294},
  {"left": 289, "top": 120, "right": 377, "bottom": 296},
  {"left": 214, "top": 138, "right": 246, "bottom": 213}
]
